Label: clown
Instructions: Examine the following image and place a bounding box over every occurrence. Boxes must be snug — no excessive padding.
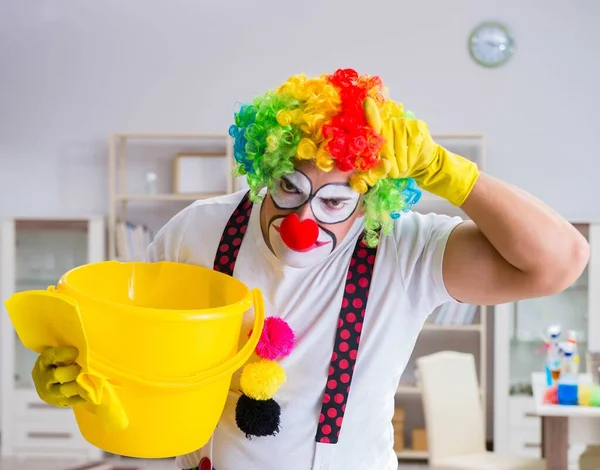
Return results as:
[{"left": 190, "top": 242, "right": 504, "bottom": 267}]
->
[{"left": 31, "top": 69, "right": 587, "bottom": 470}]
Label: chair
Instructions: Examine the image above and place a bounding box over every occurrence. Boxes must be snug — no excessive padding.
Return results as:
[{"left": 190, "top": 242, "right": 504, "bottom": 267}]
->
[{"left": 416, "top": 351, "right": 546, "bottom": 470}]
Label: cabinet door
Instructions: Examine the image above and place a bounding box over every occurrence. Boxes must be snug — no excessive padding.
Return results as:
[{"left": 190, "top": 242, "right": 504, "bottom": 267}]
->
[
  {"left": 495, "top": 223, "right": 597, "bottom": 454},
  {"left": 12, "top": 219, "right": 93, "bottom": 388},
  {"left": 1, "top": 218, "right": 104, "bottom": 457},
  {"left": 588, "top": 224, "right": 600, "bottom": 354},
  {"left": 509, "top": 223, "right": 590, "bottom": 394}
]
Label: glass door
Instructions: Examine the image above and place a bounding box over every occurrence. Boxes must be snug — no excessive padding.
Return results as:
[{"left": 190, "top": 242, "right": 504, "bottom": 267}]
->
[
  {"left": 508, "top": 224, "right": 589, "bottom": 396},
  {"left": 13, "top": 219, "right": 90, "bottom": 389}
]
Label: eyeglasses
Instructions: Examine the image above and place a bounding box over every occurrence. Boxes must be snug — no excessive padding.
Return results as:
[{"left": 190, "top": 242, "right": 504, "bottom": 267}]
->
[{"left": 270, "top": 170, "right": 361, "bottom": 225}]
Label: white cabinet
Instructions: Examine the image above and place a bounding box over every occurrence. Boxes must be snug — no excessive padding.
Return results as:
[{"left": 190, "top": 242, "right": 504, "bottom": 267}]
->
[
  {"left": 506, "top": 396, "right": 542, "bottom": 458},
  {"left": 0, "top": 216, "right": 105, "bottom": 459},
  {"left": 396, "top": 134, "right": 491, "bottom": 461},
  {"left": 494, "top": 222, "right": 600, "bottom": 467}
]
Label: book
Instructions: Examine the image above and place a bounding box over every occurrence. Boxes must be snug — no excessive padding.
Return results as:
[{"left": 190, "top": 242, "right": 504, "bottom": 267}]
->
[{"left": 115, "top": 221, "right": 152, "bottom": 261}]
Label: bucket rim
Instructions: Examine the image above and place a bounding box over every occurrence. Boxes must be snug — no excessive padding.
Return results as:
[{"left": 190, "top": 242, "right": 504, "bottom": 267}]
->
[
  {"left": 87, "top": 288, "right": 265, "bottom": 390},
  {"left": 56, "top": 260, "right": 253, "bottom": 320}
]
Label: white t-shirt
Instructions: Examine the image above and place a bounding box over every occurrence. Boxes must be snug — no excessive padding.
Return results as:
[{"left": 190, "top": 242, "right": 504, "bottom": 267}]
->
[{"left": 146, "top": 190, "right": 462, "bottom": 470}]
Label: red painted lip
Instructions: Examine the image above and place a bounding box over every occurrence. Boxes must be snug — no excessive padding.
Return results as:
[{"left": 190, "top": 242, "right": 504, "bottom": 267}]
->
[{"left": 273, "top": 224, "right": 331, "bottom": 251}]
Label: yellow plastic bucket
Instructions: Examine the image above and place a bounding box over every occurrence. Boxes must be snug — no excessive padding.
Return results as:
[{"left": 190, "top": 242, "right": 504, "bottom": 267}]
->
[{"left": 5, "top": 261, "right": 265, "bottom": 458}]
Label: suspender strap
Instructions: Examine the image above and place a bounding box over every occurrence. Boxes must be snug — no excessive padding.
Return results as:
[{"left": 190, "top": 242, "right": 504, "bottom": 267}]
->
[
  {"left": 213, "top": 192, "right": 252, "bottom": 274},
  {"left": 212, "top": 191, "right": 379, "bottom": 446},
  {"left": 315, "top": 237, "right": 378, "bottom": 444}
]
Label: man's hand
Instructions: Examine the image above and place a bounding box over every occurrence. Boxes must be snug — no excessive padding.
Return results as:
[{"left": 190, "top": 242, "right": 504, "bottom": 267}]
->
[
  {"left": 32, "top": 346, "right": 89, "bottom": 408},
  {"left": 363, "top": 97, "right": 479, "bottom": 206}
]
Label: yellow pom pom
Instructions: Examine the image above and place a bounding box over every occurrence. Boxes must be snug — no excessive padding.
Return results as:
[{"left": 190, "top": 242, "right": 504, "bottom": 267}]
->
[{"left": 240, "top": 359, "right": 286, "bottom": 400}]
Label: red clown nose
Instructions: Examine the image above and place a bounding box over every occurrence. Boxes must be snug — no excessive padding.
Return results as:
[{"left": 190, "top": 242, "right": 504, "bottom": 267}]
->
[{"left": 279, "top": 213, "right": 319, "bottom": 251}]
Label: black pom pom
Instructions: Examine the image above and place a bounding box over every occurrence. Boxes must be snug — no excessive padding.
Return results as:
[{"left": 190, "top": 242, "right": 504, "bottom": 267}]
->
[{"left": 235, "top": 393, "right": 281, "bottom": 438}]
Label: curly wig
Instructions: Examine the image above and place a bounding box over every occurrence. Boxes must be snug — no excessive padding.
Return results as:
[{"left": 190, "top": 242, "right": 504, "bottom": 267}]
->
[{"left": 228, "top": 68, "right": 422, "bottom": 247}]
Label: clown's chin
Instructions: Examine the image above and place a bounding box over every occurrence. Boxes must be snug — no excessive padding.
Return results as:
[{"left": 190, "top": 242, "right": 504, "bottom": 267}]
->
[{"left": 269, "top": 224, "right": 334, "bottom": 268}]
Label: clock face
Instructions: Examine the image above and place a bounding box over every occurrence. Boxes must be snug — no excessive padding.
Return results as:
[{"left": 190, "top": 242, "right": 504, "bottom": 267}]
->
[{"left": 469, "top": 22, "right": 515, "bottom": 68}]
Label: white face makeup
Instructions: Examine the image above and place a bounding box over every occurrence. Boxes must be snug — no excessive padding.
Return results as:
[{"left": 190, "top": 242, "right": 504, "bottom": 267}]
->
[{"left": 266, "top": 170, "right": 361, "bottom": 268}]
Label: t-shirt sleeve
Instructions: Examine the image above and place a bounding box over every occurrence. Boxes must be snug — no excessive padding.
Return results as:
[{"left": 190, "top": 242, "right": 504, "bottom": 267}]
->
[
  {"left": 145, "top": 207, "right": 192, "bottom": 263},
  {"left": 394, "top": 211, "right": 463, "bottom": 319},
  {"left": 145, "top": 192, "right": 247, "bottom": 266}
]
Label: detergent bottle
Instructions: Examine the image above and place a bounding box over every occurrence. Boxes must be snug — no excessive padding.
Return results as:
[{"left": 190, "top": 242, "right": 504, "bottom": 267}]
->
[
  {"left": 567, "top": 330, "right": 579, "bottom": 360},
  {"left": 557, "top": 341, "right": 579, "bottom": 405},
  {"left": 545, "top": 324, "right": 562, "bottom": 386}
]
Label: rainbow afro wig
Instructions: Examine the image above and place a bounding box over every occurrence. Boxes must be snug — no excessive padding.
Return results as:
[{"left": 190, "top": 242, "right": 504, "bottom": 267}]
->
[{"left": 228, "top": 68, "right": 422, "bottom": 247}]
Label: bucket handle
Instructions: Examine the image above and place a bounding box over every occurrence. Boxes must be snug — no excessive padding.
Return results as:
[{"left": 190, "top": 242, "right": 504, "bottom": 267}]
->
[
  {"left": 215, "top": 288, "right": 266, "bottom": 379},
  {"left": 91, "top": 288, "right": 266, "bottom": 390}
]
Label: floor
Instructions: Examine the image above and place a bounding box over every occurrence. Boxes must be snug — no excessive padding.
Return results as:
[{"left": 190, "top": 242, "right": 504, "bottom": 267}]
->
[{"left": 0, "top": 457, "right": 428, "bottom": 470}]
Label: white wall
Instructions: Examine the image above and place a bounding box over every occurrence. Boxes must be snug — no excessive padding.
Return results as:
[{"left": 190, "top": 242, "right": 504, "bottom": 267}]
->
[
  {"left": 0, "top": 0, "right": 598, "bottom": 444},
  {"left": 1, "top": 0, "right": 599, "bottom": 219}
]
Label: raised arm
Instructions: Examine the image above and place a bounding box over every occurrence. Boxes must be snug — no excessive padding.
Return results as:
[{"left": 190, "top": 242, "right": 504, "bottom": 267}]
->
[
  {"left": 362, "top": 96, "right": 589, "bottom": 305},
  {"left": 443, "top": 173, "right": 589, "bottom": 305}
]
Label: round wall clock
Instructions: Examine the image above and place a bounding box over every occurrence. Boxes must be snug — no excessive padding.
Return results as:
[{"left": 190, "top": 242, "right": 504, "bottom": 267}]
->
[{"left": 469, "top": 22, "right": 515, "bottom": 68}]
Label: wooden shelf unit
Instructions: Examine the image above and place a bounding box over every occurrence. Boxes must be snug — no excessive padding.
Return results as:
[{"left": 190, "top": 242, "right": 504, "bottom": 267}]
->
[
  {"left": 107, "top": 132, "right": 236, "bottom": 260},
  {"left": 396, "top": 450, "right": 429, "bottom": 460},
  {"left": 422, "top": 323, "right": 483, "bottom": 332}
]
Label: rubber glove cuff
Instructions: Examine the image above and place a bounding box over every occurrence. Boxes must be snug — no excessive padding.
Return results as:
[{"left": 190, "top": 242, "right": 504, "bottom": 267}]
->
[{"left": 411, "top": 145, "right": 480, "bottom": 207}]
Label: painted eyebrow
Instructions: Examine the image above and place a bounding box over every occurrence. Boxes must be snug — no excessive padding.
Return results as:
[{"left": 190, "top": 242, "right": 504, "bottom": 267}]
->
[
  {"left": 316, "top": 183, "right": 358, "bottom": 198},
  {"left": 319, "top": 195, "right": 354, "bottom": 201}
]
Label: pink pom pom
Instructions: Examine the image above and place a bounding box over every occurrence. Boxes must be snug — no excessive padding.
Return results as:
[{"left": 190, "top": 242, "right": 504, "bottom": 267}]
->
[{"left": 249, "top": 317, "right": 295, "bottom": 361}]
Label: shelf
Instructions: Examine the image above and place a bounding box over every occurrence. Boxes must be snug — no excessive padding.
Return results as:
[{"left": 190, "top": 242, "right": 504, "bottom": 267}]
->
[
  {"left": 114, "top": 132, "right": 228, "bottom": 140},
  {"left": 396, "top": 450, "right": 428, "bottom": 460},
  {"left": 15, "top": 219, "right": 92, "bottom": 231},
  {"left": 422, "top": 323, "right": 482, "bottom": 331},
  {"left": 397, "top": 385, "right": 484, "bottom": 396},
  {"left": 116, "top": 193, "right": 226, "bottom": 202},
  {"left": 396, "top": 385, "right": 422, "bottom": 395},
  {"left": 432, "top": 133, "right": 485, "bottom": 139}
]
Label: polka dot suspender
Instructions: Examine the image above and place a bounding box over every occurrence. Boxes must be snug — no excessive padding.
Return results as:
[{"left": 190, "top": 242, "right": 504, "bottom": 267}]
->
[
  {"left": 213, "top": 192, "right": 379, "bottom": 446},
  {"left": 213, "top": 194, "right": 253, "bottom": 275},
  {"left": 314, "top": 237, "right": 376, "bottom": 444}
]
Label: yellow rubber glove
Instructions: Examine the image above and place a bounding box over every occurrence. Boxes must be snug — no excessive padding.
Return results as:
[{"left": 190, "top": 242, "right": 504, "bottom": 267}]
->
[
  {"left": 32, "top": 346, "right": 89, "bottom": 408},
  {"left": 8, "top": 290, "right": 129, "bottom": 431},
  {"left": 32, "top": 345, "right": 129, "bottom": 430},
  {"left": 363, "top": 97, "right": 480, "bottom": 206}
]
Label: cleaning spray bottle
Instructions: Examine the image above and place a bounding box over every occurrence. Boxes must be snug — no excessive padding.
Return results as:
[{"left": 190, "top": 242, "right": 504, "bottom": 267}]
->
[
  {"left": 545, "top": 324, "right": 562, "bottom": 386},
  {"left": 557, "top": 341, "right": 579, "bottom": 405},
  {"left": 567, "top": 330, "right": 579, "bottom": 361}
]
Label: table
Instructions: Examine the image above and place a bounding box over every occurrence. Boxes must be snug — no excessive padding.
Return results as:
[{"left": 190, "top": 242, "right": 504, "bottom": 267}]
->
[{"left": 531, "top": 372, "right": 600, "bottom": 470}]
